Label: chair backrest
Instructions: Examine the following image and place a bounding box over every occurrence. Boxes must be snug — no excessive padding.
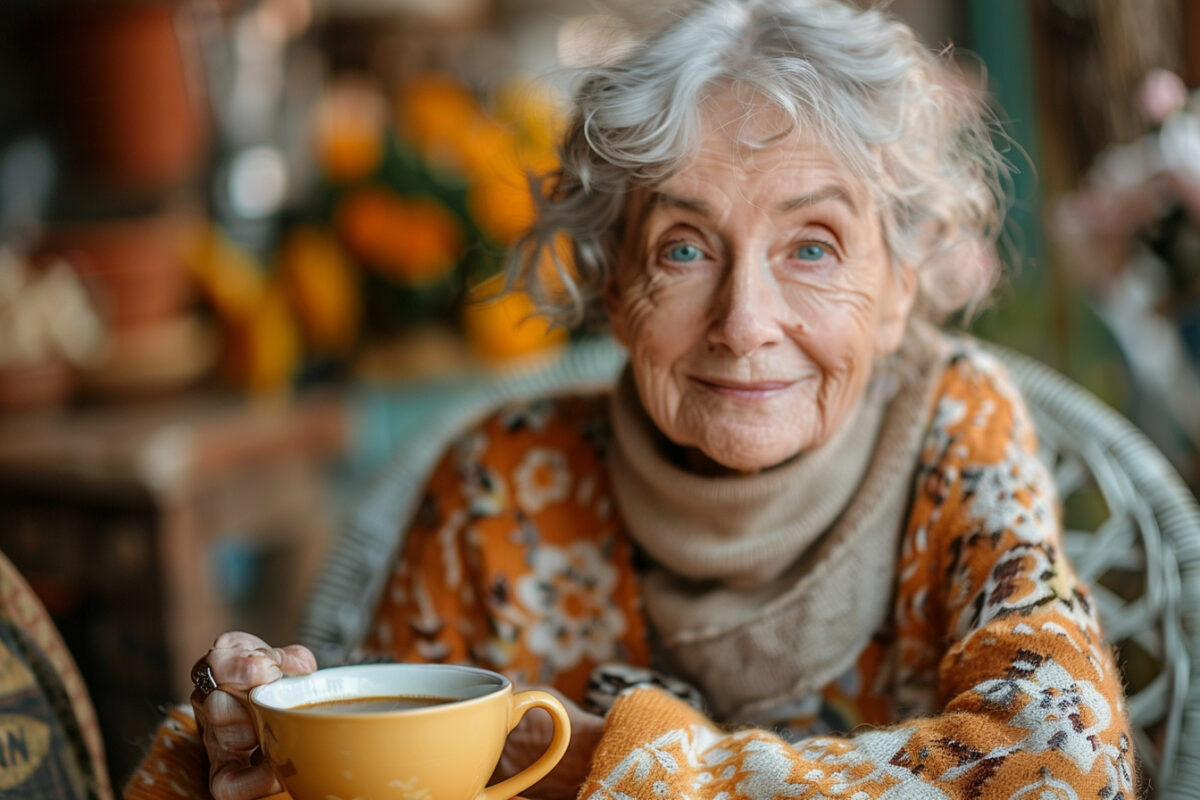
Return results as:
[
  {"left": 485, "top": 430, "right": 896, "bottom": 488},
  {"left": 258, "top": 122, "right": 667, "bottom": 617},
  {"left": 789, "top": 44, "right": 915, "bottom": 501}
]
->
[
  {"left": 987, "top": 344, "right": 1200, "bottom": 799},
  {"left": 299, "top": 336, "right": 1200, "bottom": 799}
]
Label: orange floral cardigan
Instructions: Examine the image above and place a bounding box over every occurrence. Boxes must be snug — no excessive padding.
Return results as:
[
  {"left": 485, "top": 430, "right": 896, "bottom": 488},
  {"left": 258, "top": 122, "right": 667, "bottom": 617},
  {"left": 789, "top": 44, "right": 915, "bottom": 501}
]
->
[{"left": 128, "top": 343, "right": 1134, "bottom": 800}]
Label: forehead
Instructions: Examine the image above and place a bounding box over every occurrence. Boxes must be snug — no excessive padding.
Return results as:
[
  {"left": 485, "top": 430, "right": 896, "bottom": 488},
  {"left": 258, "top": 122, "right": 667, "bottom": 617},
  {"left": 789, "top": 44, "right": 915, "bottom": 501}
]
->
[{"left": 654, "top": 98, "right": 871, "bottom": 210}]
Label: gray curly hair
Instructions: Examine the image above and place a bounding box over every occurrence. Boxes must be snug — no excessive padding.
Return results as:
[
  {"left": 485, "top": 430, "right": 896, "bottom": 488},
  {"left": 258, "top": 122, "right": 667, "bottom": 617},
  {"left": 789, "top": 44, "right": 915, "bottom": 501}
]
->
[{"left": 508, "top": 0, "right": 1012, "bottom": 327}]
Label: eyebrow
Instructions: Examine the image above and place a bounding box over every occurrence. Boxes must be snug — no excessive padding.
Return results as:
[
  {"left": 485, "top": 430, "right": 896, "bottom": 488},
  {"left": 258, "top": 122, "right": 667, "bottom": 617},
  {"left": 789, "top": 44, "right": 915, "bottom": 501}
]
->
[
  {"left": 650, "top": 192, "right": 709, "bottom": 214},
  {"left": 649, "top": 184, "right": 857, "bottom": 216},
  {"left": 777, "top": 184, "right": 857, "bottom": 213}
]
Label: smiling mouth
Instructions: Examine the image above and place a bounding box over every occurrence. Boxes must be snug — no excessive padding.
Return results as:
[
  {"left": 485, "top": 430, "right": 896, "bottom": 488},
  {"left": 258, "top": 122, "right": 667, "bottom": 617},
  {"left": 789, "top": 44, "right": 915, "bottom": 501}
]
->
[{"left": 692, "top": 377, "right": 797, "bottom": 400}]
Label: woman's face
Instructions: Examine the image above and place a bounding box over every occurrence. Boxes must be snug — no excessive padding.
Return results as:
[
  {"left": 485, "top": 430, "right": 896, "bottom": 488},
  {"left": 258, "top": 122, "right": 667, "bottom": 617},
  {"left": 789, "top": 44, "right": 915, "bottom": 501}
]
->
[{"left": 608, "top": 105, "right": 917, "bottom": 472}]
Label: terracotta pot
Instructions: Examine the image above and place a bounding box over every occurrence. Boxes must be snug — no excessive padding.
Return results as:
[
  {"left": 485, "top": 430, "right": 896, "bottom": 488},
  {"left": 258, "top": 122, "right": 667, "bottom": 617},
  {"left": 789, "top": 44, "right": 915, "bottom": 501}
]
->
[
  {"left": 40, "top": 1, "right": 209, "bottom": 193},
  {"left": 42, "top": 211, "right": 195, "bottom": 331}
]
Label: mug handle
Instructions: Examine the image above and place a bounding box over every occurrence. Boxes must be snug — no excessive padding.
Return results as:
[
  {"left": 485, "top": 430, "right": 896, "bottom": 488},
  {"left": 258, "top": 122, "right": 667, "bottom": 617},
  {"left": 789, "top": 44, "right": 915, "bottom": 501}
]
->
[{"left": 479, "top": 690, "right": 572, "bottom": 800}]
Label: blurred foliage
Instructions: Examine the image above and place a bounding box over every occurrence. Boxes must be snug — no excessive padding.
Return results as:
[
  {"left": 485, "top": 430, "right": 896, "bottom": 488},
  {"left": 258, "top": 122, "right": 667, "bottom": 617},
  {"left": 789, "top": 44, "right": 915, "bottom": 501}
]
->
[{"left": 188, "top": 73, "right": 569, "bottom": 394}]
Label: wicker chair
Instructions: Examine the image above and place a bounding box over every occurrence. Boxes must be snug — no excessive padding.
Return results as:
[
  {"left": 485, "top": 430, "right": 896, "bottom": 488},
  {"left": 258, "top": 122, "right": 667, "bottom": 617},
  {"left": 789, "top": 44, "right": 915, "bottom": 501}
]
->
[
  {"left": 299, "top": 336, "right": 1200, "bottom": 799},
  {"left": 990, "top": 344, "right": 1200, "bottom": 799}
]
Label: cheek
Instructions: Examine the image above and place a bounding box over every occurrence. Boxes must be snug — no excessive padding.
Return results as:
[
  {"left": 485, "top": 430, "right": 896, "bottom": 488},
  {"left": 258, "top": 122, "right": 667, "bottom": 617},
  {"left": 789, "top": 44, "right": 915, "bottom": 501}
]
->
[
  {"left": 781, "top": 278, "right": 882, "bottom": 369},
  {"left": 618, "top": 270, "right": 713, "bottom": 359},
  {"left": 617, "top": 272, "right": 716, "bottom": 442}
]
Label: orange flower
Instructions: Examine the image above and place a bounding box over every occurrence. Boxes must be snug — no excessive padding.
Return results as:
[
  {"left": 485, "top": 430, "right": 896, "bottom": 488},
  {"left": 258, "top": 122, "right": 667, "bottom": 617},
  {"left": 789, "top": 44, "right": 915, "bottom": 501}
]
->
[
  {"left": 397, "top": 75, "right": 484, "bottom": 176},
  {"left": 468, "top": 170, "right": 535, "bottom": 245},
  {"left": 312, "top": 77, "right": 386, "bottom": 183},
  {"left": 398, "top": 75, "right": 561, "bottom": 184},
  {"left": 278, "top": 226, "right": 361, "bottom": 353},
  {"left": 396, "top": 74, "right": 564, "bottom": 245},
  {"left": 337, "top": 188, "right": 464, "bottom": 286},
  {"left": 467, "top": 137, "right": 560, "bottom": 245},
  {"left": 462, "top": 274, "right": 567, "bottom": 362},
  {"left": 456, "top": 118, "right": 522, "bottom": 184}
]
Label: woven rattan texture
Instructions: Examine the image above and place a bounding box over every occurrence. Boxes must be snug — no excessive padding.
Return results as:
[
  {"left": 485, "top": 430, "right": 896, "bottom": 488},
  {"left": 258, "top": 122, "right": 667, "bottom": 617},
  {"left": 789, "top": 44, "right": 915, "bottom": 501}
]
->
[{"left": 988, "top": 345, "right": 1200, "bottom": 799}]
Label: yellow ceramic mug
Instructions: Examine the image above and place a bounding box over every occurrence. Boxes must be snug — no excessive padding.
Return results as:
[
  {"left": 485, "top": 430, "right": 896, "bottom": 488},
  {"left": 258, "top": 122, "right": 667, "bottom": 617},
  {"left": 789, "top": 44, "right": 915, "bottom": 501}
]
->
[{"left": 249, "top": 663, "right": 571, "bottom": 800}]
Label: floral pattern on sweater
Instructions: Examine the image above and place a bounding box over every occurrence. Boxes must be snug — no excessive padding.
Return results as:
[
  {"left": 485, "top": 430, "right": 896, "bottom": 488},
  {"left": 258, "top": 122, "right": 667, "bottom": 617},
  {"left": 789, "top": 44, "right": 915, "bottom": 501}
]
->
[{"left": 368, "top": 394, "right": 648, "bottom": 697}]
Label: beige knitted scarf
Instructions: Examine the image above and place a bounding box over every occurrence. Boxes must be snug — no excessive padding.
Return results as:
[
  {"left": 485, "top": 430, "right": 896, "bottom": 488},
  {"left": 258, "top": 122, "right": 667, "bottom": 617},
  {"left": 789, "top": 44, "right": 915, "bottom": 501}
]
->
[{"left": 607, "top": 324, "right": 947, "bottom": 721}]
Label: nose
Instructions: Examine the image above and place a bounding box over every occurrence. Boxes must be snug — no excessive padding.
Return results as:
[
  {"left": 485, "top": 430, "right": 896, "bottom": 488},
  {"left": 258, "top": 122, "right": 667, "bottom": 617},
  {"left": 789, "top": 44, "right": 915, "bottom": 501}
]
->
[{"left": 708, "top": 249, "right": 786, "bottom": 357}]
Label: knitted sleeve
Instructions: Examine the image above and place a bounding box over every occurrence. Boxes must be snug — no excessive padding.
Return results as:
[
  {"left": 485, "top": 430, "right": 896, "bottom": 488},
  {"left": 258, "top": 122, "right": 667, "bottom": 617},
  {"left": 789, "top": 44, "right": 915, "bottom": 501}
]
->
[{"left": 579, "top": 352, "right": 1136, "bottom": 800}]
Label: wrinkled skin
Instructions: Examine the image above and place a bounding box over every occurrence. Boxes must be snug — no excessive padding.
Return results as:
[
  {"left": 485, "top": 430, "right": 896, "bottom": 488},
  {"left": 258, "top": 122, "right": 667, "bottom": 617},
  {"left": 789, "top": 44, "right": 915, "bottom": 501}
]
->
[
  {"left": 194, "top": 634, "right": 602, "bottom": 800},
  {"left": 196, "top": 96, "right": 919, "bottom": 800},
  {"left": 191, "top": 632, "right": 317, "bottom": 800},
  {"left": 608, "top": 97, "right": 917, "bottom": 473}
]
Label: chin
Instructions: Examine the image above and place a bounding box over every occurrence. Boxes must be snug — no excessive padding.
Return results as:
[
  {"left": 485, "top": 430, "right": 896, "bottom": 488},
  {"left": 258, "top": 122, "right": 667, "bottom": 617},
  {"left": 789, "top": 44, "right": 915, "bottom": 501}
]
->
[{"left": 699, "top": 430, "right": 805, "bottom": 473}]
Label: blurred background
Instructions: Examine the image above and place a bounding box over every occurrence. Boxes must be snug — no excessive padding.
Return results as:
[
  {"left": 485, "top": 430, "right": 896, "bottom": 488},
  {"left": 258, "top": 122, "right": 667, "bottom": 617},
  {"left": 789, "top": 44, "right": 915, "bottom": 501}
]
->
[{"left": 0, "top": 0, "right": 1196, "bottom": 787}]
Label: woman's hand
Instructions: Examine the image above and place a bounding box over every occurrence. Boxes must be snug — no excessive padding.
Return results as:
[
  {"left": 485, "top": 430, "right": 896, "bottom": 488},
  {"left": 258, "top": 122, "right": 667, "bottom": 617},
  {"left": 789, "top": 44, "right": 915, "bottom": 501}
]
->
[
  {"left": 190, "top": 632, "right": 317, "bottom": 800},
  {"left": 492, "top": 687, "right": 605, "bottom": 800}
]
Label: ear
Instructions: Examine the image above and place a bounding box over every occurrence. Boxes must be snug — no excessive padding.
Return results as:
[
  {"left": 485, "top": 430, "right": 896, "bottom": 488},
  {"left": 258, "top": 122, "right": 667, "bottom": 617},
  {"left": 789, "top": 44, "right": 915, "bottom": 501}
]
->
[{"left": 874, "top": 261, "right": 918, "bottom": 357}]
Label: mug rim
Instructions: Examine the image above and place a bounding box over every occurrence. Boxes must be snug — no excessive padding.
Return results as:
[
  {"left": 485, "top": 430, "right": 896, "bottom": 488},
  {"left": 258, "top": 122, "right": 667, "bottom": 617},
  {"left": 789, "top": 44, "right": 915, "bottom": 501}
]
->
[{"left": 249, "top": 662, "right": 511, "bottom": 719}]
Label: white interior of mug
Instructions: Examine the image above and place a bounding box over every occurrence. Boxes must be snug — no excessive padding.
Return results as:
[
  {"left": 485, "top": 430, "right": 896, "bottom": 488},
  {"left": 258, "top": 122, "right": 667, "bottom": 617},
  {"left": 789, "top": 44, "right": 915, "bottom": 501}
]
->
[{"left": 250, "top": 663, "right": 507, "bottom": 713}]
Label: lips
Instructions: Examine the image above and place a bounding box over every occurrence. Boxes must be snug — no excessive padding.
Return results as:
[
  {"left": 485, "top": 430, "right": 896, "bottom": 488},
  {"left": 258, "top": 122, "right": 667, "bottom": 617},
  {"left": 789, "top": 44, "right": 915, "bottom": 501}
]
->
[{"left": 692, "top": 376, "right": 797, "bottom": 399}]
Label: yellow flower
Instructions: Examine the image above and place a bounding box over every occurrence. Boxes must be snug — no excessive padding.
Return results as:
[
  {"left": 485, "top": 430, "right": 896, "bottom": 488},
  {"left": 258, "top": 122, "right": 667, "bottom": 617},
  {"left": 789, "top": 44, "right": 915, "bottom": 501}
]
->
[
  {"left": 337, "top": 188, "right": 464, "bottom": 286},
  {"left": 536, "top": 234, "right": 578, "bottom": 297},
  {"left": 185, "top": 222, "right": 267, "bottom": 322},
  {"left": 224, "top": 286, "right": 301, "bottom": 394},
  {"left": 462, "top": 274, "right": 567, "bottom": 362},
  {"left": 278, "top": 226, "right": 361, "bottom": 353},
  {"left": 494, "top": 82, "right": 564, "bottom": 160}
]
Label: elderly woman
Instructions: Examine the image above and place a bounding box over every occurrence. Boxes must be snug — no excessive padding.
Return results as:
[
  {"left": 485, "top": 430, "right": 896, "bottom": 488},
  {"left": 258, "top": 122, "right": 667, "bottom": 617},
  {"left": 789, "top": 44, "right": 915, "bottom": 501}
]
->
[{"left": 129, "top": 1, "right": 1134, "bottom": 799}]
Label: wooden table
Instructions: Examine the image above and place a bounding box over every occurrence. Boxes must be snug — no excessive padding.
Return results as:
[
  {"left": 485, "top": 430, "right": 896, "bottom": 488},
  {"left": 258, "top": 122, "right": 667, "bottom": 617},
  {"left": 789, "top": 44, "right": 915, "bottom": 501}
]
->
[{"left": 0, "top": 392, "right": 348, "bottom": 782}]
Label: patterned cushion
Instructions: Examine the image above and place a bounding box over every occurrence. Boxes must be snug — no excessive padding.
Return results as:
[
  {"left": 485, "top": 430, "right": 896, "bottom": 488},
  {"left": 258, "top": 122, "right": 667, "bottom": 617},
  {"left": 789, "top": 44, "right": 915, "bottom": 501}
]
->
[{"left": 0, "top": 551, "right": 111, "bottom": 799}]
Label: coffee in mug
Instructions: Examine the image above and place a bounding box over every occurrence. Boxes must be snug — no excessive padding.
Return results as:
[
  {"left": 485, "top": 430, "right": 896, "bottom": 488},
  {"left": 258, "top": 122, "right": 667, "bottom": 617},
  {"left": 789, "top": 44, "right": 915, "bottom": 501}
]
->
[
  {"left": 294, "top": 694, "right": 455, "bottom": 713},
  {"left": 249, "top": 663, "right": 570, "bottom": 800}
]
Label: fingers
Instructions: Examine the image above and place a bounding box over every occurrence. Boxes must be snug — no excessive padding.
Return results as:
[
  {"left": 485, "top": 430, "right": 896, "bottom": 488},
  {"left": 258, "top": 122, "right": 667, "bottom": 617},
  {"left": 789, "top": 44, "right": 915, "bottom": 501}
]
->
[
  {"left": 193, "top": 690, "right": 259, "bottom": 763},
  {"left": 196, "top": 690, "right": 282, "bottom": 800},
  {"left": 192, "top": 633, "right": 317, "bottom": 800},
  {"left": 277, "top": 644, "right": 318, "bottom": 676},
  {"left": 213, "top": 631, "right": 272, "bottom": 651},
  {"left": 204, "top": 635, "right": 317, "bottom": 695},
  {"left": 205, "top": 648, "right": 284, "bottom": 694},
  {"left": 210, "top": 760, "right": 281, "bottom": 800},
  {"left": 201, "top": 691, "right": 259, "bottom": 750}
]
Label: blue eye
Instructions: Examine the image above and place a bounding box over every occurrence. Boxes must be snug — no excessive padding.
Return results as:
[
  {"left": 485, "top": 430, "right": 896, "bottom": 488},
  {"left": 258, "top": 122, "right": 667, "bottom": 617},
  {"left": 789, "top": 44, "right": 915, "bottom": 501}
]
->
[
  {"left": 795, "top": 244, "right": 827, "bottom": 261},
  {"left": 665, "top": 244, "right": 703, "bottom": 263}
]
